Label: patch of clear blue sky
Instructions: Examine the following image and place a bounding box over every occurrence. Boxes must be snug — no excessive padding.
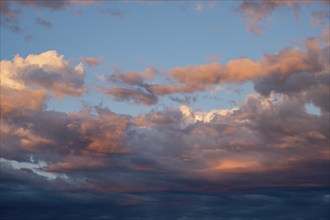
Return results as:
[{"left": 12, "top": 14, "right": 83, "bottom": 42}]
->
[
  {"left": 1, "top": 1, "right": 324, "bottom": 115},
  {"left": 305, "top": 103, "right": 321, "bottom": 116}
]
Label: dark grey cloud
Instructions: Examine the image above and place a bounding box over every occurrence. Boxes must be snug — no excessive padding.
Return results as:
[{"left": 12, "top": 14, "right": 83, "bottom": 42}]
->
[
  {"left": 1, "top": 164, "right": 329, "bottom": 220},
  {"left": 0, "top": 0, "right": 99, "bottom": 33},
  {"left": 1, "top": 92, "right": 328, "bottom": 193},
  {"left": 102, "top": 87, "right": 158, "bottom": 105},
  {"left": 254, "top": 44, "right": 329, "bottom": 113},
  {"left": 1, "top": 85, "right": 329, "bottom": 219},
  {"left": 237, "top": 0, "right": 330, "bottom": 33},
  {"left": 169, "top": 95, "right": 197, "bottom": 105}
]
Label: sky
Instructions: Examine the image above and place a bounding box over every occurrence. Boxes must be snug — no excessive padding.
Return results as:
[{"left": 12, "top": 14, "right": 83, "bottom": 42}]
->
[{"left": 0, "top": 0, "right": 329, "bottom": 219}]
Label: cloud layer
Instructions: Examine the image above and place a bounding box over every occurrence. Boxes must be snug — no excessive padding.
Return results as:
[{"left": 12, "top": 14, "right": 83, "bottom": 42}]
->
[
  {"left": 103, "top": 38, "right": 328, "bottom": 106},
  {"left": 1, "top": 1, "right": 329, "bottom": 219},
  {"left": 1, "top": 83, "right": 329, "bottom": 219}
]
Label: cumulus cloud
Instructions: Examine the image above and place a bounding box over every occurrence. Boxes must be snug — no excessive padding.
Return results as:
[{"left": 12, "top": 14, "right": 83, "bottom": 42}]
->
[
  {"left": 1, "top": 91, "right": 328, "bottom": 191},
  {"left": 2, "top": 2, "right": 329, "bottom": 219},
  {"left": 254, "top": 40, "right": 329, "bottom": 112},
  {"left": 0, "top": 50, "right": 87, "bottom": 116},
  {"left": 0, "top": 87, "right": 47, "bottom": 114},
  {"left": 1, "top": 50, "right": 86, "bottom": 96},
  {"left": 68, "top": 106, "right": 131, "bottom": 155},
  {"left": 0, "top": 106, "right": 131, "bottom": 164},
  {"left": 1, "top": 68, "right": 329, "bottom": 219}
]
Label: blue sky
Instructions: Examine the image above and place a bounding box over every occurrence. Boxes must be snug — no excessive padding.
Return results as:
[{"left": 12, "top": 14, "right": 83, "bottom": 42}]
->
[
  {"left": 1, "top": 0, "right": 325, "bottom": 115},
  {"left": 1, "top": 1, "right": 329, "bottom": 219}
]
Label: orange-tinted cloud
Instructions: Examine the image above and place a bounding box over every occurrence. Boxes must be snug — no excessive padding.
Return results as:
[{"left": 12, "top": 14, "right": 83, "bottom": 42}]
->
[
  {"left": 148, "top": 44, "right": 323, "bottom": 97},
  {"left": 68, "top": 107, "right": 131, "bottom": 155},
  {"left": 103, "top": 40, "right": 325, "bottom": 104},
  {"left": 171, "top": 47, "right": 320, "bottom": 85},
  {"left": 0, "top": 87, "right": 46, "bottom": 114},
  {"left": 108, "top": 67, "right": 156, "bottom": 86},
  {"left": 0, "top": 50, "right": 89, "bottom": 120},
  {"left": 47, "top": 156, "right": 110, "bottom": 172},
  {"left": 1, "top": 91, "right": 329, "bottom": 193},
  {"left": 1, "top": 50, "right": 87, "bottom": 97},
  {"left": 79, "top": 57, "right": 101, "bottom": 67}
]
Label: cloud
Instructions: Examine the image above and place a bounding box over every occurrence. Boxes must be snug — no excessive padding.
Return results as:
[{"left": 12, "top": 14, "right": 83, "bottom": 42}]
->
[
  {"left": 1, "top": 2, "right": 329, "bottom": 219},
  {"left": 0, "top": 50, "right": 87, "bottom": 118},
  {"left": 3, "top": 90, "right": 328, "bottom": 186},
  {"left": 101, "top": 39, "right": 327, "bottom": 105},
  {"left": 0, "top": 87, "right": 47, "bottom": 114},
  {"left": 13, "top": 0, "right": 71, "bottom": 10},
  {"left": 169, "top": 95, "right": 197, "bottom": 105},
  {"left": 169, "top": 45, "right": 322, "bottom": 86},
  {"left": 147, "top": 83, "right": 199, "bottom": 95},
  {"left": 101, "top": 8, "right": 126, "bottom": 19},
  {"left": 35, "top": 17, "right": 52, "bottom": 28},
  {"left": 68, "top": 106, "right": 131, "bottom": 155},
  {"left": 194, "top": 2, "right": 204, "bottom": 13},
  {"left": 311, "top": 10, "right": 330, "bottom": 26},
  {"left": 322, "top": 24, "right": 330, "bottom": 46},
  {"left": 1, "top": 178, "right": 329, "bottom": 220},
  {"left": 237, "top": 0, "right": 329, "bottom": 33},
  {"left": 79, "top": 57, "right": 101, "bottom": 67},
  {"left": 108, "top": 67, "right": 156, "bottom": 86},
  {"left": 1, "top": 50, "right": 87, "bottom": 98},
  {"left": 24, "top": 33, "right": 33, "bottom": 42},
  {"left": 254, "top": 41, "right": 329, "bottom": 113},
  {"left": 1, "top": 74, "right": 329, "bottom": 219},
  {"left": 101, "top": 67, "right": 158, "bottom": 104},
  {"left": 101, "top": 87, "right": 158, "bottom": 105},
  {"left": 2, "top": 0, "right": 99, "bottom": 15},
  {"left": 0, "top": 0, "right": 99, "bottom": 33},
  {"left": 0, "top": 106, "right": 131, "bottom": 164},
  {"left": 46, "top": 155, "right": 110, "bottom": 172}
]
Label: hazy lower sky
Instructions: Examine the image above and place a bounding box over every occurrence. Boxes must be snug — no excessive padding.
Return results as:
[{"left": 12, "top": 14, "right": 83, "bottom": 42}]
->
[{"left": 1, "top": 1, "right": 329, "bottom": 219}]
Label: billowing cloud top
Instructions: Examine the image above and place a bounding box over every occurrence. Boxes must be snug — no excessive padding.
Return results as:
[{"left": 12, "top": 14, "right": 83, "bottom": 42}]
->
[{"left": 1, "top": 50, "right": 86, "bottom": 113}]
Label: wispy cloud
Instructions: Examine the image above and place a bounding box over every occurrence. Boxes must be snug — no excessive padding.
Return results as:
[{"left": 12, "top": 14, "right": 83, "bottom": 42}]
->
[
  {"left": 35, "top": 17, "right": 52, "bottom": 28},
  {"left": 80, "top": 57, "right": 101, "bottom": 67},
  {"left": 237, "top": 0, "right": 329, "bottom": 33}
]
